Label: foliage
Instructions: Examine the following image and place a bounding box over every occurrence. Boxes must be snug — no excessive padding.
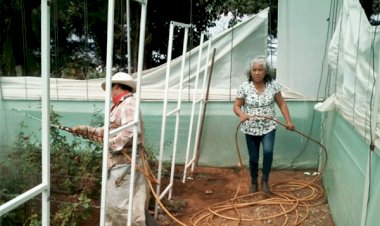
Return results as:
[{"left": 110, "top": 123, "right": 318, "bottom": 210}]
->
[
  {"left": 3, "top": 0, "right": 380, "bottom": 77},
  {"left": 0, "top": 106, "right": 159, "bottom": 225},
  {"left": 0, "top": 121, "right": 41, "bottom": 196},
  {"left": 0, "top": 107, "right": 103, "bottom": 225},
  {"left": 0, "top": 121, "right": 42, "bottom": 225},
  {"left": 162, "top": 199, "right": 188, "bottom": 214},
  {"left": 0, "top": 0, "right": 275, "bottom": 77},
  {"left": 144, "top": 141, "right": 159, "bottom": 166},
  {"left": 144, "top": 140, "right": 171, "bottom": 178},
  {"left": 200, "top": 0, "right": 278, "bottom": 35},
  {"left": 53, "top": 193, "right": 92, "bottom": 226}
]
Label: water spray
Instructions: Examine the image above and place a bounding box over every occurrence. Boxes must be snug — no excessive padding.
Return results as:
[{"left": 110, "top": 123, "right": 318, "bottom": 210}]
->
[{"left": 12, "top": 107, "right": 74, "bottom": 134}]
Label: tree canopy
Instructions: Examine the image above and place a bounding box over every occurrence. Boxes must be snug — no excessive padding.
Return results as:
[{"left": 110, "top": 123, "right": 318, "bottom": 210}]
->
[{"left": 0, "top": 0, "right": 277, "bottom": 78}]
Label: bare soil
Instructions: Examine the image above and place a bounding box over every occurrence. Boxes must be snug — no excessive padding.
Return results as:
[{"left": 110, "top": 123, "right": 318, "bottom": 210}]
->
[
  {"left": 78, "top": 165, "right": 334, "bottom": 226},
  {"left": 153, "top": 166, "right": 335, "bottom": 226}
]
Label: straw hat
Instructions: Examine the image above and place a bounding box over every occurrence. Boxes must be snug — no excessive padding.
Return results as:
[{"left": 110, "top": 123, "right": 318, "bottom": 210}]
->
[{"left": 101, "top": 72, "right": 136, "bottom": 93}]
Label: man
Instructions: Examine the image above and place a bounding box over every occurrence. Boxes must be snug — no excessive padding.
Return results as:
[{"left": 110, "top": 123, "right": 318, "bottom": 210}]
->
[{"left": 72, "top": 72, "right": 152, "bottom": 225}]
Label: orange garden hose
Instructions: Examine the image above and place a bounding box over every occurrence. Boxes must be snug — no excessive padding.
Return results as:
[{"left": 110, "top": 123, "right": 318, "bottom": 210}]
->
[
  {"left": 186, "top": 115, "right": 328, "bottom": 225},
  {"left": 112, "top": 115, "right": 329, "bottom": 226},
  {"left": 139, "top": 149, "right": 188, "bottom": 226}
]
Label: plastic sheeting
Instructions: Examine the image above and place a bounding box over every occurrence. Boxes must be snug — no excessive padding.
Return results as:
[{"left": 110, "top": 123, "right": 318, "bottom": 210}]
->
[
  {"left": 322, "top": 111, "right": 380, "bottom": 226},
  {"left": 326, "top": 0, "right": 380, "bottom": 152},
  {"left": 316, "top": 0, "right": 380, "bottom": 225},
  {"left": 277, "top": 0, "right": 335, "bottom": 99}
]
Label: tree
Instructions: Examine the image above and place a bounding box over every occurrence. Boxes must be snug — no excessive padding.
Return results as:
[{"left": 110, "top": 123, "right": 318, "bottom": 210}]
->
[
  {"left": 0, "top": 0, "right": 40, "bottom": 76},
  {"left": 0, "top": 0, "right": 276, "bottom": 78}
]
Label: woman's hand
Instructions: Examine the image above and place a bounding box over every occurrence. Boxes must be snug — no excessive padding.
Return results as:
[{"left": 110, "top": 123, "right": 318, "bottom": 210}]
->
[
  {"left": 286, "top": 122, "right": 295, "bottom": 131},
  {"left": 239, "top": 114, "right": 249, "bottom": 122}
]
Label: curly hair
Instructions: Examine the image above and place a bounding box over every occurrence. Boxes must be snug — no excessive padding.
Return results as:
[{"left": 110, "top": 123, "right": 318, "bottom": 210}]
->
[{"left": 246, "top": 56, "right": 276, "bottom": 83}]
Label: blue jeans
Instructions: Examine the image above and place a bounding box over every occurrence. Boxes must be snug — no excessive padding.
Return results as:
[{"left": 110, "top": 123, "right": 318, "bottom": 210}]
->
[{"left": 245, "top": 129, "right": 276, "bottom": 183}]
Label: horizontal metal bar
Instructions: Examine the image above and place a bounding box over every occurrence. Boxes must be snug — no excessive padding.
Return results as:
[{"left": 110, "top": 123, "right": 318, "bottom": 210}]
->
[
  {"left": 184, "top": 158, "right": 196, "bottom": 169},
  {"left": 166, "top": 107, "right": 180, "bottom": 117},
  {"left": 109, "top": 120, "right": 138, "bottom": 136},
  {"left": 134, "top": 0, "right": 147, "bottom": 4},
  {"left": 201, "top": 31, "right": 212, "bottom": 37},
  {"left": 159, "top": 183, "right": 173, "bottom": 200},
  {"left": 195, "top": 98, "right": 203, "bottom": 104},
  {"left": 0, "top": 183, "right": 48, "bottom": 216},
  {"left": 171, "top": 21, "right": 191, "bottom": 28}
]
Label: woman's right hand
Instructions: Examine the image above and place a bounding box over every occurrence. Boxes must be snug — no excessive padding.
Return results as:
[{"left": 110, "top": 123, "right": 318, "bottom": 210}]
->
[{"left": 239, "top": 114, "right": 249, "bottom": 122}]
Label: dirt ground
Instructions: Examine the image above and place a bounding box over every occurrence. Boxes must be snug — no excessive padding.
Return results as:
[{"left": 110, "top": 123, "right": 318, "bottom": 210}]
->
[{"left": 153, "top": 166, "right": 335, "bottom": 226}]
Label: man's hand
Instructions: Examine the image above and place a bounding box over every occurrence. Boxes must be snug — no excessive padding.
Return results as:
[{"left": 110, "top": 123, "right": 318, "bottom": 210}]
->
[
  {"left": 71, "top": 125, "right": 103, "bottom": 142},
  {"left": 71, "top": 125, "right": 89, "bottom": 137}
]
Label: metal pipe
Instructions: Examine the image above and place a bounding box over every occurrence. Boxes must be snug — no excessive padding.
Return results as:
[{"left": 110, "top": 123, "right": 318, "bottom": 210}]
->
[{"left": 41, "top": 1, "right": 51, "bottom": 223}]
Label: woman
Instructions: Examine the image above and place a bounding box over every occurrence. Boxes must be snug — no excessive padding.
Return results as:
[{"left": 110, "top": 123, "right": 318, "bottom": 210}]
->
[{"left": 233, "top": 57, "right": 295, "bottom": 193}]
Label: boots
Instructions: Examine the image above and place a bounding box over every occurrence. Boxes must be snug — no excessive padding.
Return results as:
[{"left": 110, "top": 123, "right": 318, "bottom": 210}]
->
[
  {"left": 261, "top": 179, "right": 270, "bottom": 193},
  {"left": 250, "top": 181, "right": 258, "bottom": 193}
]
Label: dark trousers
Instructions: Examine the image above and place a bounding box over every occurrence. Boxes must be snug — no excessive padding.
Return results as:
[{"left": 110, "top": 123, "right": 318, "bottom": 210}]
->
[{"left": 245, "top": 129, "right": 276, "bottom": 183}]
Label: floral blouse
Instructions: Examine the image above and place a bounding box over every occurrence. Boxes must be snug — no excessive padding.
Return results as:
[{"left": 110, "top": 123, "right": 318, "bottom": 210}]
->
[{"left": 236, "top": 80, "right": 281, "bottom": 136}]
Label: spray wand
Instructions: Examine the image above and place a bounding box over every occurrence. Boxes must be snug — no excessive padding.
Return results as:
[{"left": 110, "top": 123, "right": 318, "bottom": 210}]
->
[{"left": 12, "top": 107, "right": 74, "bottom": 134}]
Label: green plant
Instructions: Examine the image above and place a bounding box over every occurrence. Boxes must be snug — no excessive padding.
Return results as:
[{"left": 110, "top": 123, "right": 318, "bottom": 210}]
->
[
  {"left": 162, "top": 199, "right": 187, "bottom": 214},
  {"left": 195, "top": 172, "right": 209, "bottom": 180},
  {"left": 144, "top": 141, "right": 159, "bottom": 166},
  {"left": 0, "top": 106, "right": 103, "bottom": 225},
  {"left": 0, "top": 122, "right": 41, "bottom": 225},
  {"left": 53, "top": 193, "right": 92, "bottom": 226},
  {"left": 23, "top": 214, "right": 40, "bottom": 226},
  {"left": 144, "top": 140, "right": 173, "bottom": 178}
]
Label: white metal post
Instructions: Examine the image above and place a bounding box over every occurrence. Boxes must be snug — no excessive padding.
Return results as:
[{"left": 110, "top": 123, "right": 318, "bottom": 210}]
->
[
  {"left": 155, "top": 21, "right": 191, "bottom": 217},
  {"left": 168, "top": 22, "right": 189, "bottom": 198},
  {"left": 99, "top": 0, "right": 115, "bottom": 225},
  {"left": 126, "top": 0, "right": 147, "bottom": 225},
  {"left": 182, "top": 32, "right": 212, "bottom": 182},
  {"left": 155, "top": 22, "right": 175, "bottom": 218},
  {"left": 182, "top": 33, "right": 205, "bottom": 183},
  {"left": 191, "top": 34, "right": 212, "bottom": 172},
  {"left": 100, "top": 1, "right": 147, "bottom": 225},
  {"left": 126, "top": 0, "right": 132, "bottom": 74},
  {"left": 40, "top": 0, "right": 51, "bottom": 225}
]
